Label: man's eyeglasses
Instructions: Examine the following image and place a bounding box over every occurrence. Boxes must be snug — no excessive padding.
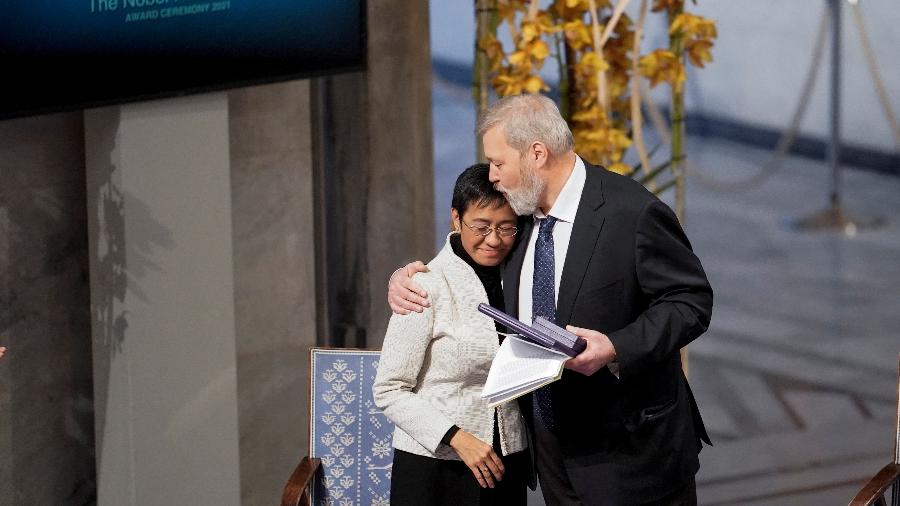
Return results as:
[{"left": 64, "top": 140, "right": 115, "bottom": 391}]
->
[{"left": 462, "top": 220, "right": 519, "bottom": 237}]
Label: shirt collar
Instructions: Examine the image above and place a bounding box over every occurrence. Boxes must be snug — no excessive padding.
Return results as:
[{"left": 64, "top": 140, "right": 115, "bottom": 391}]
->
[{"left": 533, "top": 155, "right": 586, "bottom": 224}]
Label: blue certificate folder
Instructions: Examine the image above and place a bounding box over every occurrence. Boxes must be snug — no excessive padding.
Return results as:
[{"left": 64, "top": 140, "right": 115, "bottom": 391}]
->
[{"left": 477, "top": 303, "right": 587, "bottom": 358}]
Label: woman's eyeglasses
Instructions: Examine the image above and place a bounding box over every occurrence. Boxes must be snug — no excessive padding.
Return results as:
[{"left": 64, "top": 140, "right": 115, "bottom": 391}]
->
[{"left": 462, "top": 220, "right": 519, "bottom": 237}]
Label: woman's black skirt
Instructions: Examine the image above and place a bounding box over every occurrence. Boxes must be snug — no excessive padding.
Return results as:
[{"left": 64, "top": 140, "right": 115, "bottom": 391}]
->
[{"left": 389, "top": 448, "right": 529, "bottom": 506}]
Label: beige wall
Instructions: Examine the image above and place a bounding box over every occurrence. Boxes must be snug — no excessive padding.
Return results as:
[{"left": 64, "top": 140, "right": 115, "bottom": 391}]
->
[{"left": 85, "top": 94, "right": 242, "bottom": 506}]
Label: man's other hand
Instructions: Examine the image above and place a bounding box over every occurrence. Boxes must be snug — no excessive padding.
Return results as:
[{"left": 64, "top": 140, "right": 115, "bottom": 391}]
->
[
  {"left": 564, "top": 325, "right": 617, "bottom": 376},
  {"left": 387, "top": 261, "right": 430, "bottom": 314}
]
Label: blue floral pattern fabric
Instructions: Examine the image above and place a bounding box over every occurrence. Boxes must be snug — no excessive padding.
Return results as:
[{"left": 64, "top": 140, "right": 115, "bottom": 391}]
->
[{"left": 310, "top": 349, "right": 393, "bottom": 506}]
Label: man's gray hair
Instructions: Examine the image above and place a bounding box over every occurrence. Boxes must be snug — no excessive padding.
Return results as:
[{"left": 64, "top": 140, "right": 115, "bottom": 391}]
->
[{"left": 477, "top": 94, "right": 574, "bottom": 157}]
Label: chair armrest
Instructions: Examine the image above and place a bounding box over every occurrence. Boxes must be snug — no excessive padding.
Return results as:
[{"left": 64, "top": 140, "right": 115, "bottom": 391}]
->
[
  {"left": 848, "top": 463, "right": 900, "bottom": 506},
  {"left": 281, "top": 457, "right": 321, "bottom": 506}
]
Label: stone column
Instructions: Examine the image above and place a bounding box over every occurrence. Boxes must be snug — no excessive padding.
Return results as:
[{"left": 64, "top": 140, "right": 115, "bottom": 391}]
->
[
  {"left": 228, "top": 81, "right": 318, "bottom": 506},
  {"left": 365, "top": 0, "right": 435, "bottom": 347},
  {"left": 315, "top": 0, "right": 435, "bottom": 349}
]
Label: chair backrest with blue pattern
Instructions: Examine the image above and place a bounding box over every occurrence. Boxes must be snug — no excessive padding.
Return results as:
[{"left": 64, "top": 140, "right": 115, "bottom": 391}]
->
[{"left": 309, "top": 348, "right": 394, "bottom": 506}]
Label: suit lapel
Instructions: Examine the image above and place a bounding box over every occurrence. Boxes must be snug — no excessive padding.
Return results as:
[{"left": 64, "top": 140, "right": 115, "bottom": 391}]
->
[
  {"left": 501, "top": 218, "right": 533, "bottom": 318},
  {"left": 557, "top": 165, "right": 606, "bottom": 327}
]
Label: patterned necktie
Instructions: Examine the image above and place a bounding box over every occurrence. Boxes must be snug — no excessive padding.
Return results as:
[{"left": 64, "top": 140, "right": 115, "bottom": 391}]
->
[{"left": 532, "top": 215, "right": 558, "bottom": 429}]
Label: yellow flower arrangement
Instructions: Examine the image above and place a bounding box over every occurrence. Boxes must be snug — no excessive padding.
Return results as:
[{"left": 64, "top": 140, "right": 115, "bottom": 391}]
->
[{"left": 475, "top": 0, "right": 717, "bottom": 194}]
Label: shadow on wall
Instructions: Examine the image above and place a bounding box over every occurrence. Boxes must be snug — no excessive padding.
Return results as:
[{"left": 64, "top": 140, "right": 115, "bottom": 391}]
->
[{"left": 85, "top": 106, "right": 175, "bottom": 479}]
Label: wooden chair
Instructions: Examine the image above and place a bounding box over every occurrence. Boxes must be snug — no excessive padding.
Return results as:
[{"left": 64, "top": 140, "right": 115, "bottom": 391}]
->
[
  {"left": 281, "top": 348, "right": 394, "bottom": 506},
  {"left": 849, "top": 354, "right": 900, "bottom": 506}
]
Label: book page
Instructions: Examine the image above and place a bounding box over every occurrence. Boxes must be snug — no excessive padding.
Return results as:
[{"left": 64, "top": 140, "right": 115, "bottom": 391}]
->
[{"left": 482, "top": 337, "right": 568, "bottom": 405}]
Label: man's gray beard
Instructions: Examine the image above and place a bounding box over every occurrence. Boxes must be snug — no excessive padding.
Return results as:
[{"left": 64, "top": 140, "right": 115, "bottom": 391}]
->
[{"left": 502, "top": 162, "right": 544, "bottom": 216}]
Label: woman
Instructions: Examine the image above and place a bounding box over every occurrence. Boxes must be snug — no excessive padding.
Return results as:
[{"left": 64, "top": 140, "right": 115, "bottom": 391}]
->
[{"left": 373, "top": 164, "right": 529, "bottom": 505}]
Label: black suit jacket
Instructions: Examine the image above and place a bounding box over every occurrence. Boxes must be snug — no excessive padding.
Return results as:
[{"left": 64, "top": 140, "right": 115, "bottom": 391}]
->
[{"left": 503, "top": 163, "right": 713, "bottom": 504}]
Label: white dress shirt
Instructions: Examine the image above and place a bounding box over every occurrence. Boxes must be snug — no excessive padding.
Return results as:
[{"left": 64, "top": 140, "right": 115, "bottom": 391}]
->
[{"left": 518, "top": 156, "right": 586, "bottom": 324}]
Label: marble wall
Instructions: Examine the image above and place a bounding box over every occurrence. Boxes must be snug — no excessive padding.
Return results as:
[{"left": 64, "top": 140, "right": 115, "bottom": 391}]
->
[
  {"left": 314, "top": 0, "right": 435, "bottom": 350},
  {"left": 229, "top": 81, "right": 317, "bottom": 506},
  {"left": 0, "top": 113, "right": 96, "bottom": 504},
  {"left": 365, "top": 0, "right": 435, "bottom": 347}
]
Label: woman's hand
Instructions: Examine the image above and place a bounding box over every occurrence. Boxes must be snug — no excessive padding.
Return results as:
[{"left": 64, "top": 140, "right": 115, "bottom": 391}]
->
[{"left": 448, "top": 430, "right": 504, "bottom": 488}]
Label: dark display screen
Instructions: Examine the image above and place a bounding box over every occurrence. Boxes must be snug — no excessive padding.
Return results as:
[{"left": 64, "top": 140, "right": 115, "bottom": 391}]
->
[{"left": 0, "top": 0, "right": 365, "bottom": 119}]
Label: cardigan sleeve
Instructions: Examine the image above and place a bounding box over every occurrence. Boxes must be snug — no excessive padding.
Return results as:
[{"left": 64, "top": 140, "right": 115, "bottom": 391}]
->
[{"left": 372, "top": 273, "right": 458, "bottom": 453}]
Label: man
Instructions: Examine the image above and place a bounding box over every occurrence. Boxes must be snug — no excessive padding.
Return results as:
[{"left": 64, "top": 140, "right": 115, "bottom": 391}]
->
[{"left": 389, "top": 94, "right": 712, "bottom": 505}]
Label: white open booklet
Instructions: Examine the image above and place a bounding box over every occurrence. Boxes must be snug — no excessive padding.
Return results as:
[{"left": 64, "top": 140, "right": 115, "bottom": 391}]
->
[{"left": 481, "top": 335, "right": 569, "bottom": 407}]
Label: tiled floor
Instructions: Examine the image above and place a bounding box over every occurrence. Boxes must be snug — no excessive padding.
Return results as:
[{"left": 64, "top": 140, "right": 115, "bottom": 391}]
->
[{"left": 432, "top": 75, "right": 899, "bottom": 505}]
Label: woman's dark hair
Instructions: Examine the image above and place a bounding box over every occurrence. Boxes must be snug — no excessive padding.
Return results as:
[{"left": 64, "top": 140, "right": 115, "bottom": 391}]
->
[{"left": 451, "top": 163, "right": 508, "bottom": 217}]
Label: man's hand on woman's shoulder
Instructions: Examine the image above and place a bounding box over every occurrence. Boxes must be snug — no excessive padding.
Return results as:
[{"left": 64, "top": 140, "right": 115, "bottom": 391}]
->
[{"left": 387, "top": 261, "right": 431, "bottom": 314}]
